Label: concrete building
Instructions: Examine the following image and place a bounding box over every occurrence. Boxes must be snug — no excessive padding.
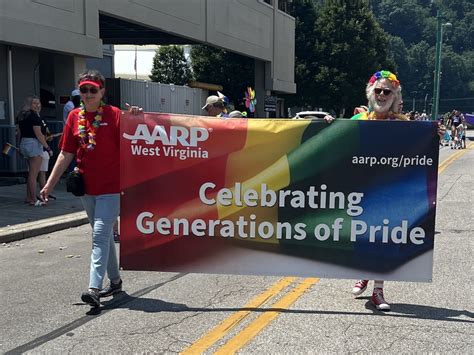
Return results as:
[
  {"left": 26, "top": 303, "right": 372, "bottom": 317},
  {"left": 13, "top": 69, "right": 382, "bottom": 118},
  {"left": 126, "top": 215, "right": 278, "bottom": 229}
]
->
[{"left": 0, "top": 0, "right": 296, "bottom": 173}]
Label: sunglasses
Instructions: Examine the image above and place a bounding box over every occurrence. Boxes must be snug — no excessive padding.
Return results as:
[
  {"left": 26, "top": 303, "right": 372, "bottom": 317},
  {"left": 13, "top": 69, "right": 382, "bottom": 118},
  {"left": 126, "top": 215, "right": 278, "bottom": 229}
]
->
[
  {"left": 374, "top": 88, "right": 392, "bottom": 96},
  {"left": 79, "top": 86, "right": 100, "bottom": 94}
]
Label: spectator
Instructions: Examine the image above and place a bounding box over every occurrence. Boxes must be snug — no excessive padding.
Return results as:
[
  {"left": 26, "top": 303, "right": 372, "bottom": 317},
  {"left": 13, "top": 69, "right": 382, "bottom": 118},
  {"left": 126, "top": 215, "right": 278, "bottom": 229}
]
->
[
  {"left": 398, "top": 100, "right": 404, "bottom": 114},
  {"left": 451, "top": 111, "right": 466, "bottom": 149},
  {"left": 228, "top": 110, "right": 247, "bottom": 118},
  {"left": 63, "top": 89, "right": 81, "bottom": 123},
  {"left": 40, "top": 70, "right": 125, "bottom": 307},
  {"left": 202, "top": 95, "right": 229, "bottom": 118},
  {"left": 37, "top": 117, "right": 57, "bottom": 199},
  {"left": 353, "top": 105, "right": 368, "bottom": 115},
  {"left": 16, "top": 95, "right": 53, "bottom": 206},
  {"left": 38, "top": 148, "right": 50, "bottom": 193},
  {"left": 451, "top": 110, "right": 464, "bottom": 132},
  {"left": 350, "top": 70, "right": 408, "bottom": 311}
]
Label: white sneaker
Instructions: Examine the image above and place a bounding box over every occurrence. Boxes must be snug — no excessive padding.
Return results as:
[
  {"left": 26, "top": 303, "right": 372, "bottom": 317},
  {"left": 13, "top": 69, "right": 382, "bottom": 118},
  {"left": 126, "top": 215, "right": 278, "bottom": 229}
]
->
[
  {"left": 371, "top": 287, "right": 391, "bottom": 311},
  {"left": 352, "top": 280, "right": 369, "bottom": 296}
]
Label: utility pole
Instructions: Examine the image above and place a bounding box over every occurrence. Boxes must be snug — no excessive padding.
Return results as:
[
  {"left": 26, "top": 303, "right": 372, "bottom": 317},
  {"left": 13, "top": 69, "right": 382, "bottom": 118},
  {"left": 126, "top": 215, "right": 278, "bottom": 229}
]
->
[{"left": 432, "top": 10, "right": 451, "bottom": 121}]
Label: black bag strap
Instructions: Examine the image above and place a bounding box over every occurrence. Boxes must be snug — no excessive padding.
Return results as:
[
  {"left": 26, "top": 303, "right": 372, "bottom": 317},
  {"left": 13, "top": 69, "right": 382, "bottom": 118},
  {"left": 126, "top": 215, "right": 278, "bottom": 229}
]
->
[{"left": 76, "top": 146, "right": 85, "bottom": 171}]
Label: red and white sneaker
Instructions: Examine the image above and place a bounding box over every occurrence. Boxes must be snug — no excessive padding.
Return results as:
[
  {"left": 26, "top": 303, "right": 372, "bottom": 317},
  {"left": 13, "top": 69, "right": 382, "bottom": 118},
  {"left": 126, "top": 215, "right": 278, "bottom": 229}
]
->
[
  {"left": 352, "top": 280, "right": 369, "bottom": 296},
  {"left": 371, "top": 288, "right": 391, "bottom": 311}
]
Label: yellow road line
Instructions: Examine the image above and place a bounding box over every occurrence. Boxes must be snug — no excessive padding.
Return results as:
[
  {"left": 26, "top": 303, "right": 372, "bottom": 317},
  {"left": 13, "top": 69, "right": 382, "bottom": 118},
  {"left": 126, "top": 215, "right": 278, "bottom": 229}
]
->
[
  {"left": 181, "top": 277, "right": 297, "bottom": 355},
  {"left": 214, "top": 278, "right": 320, "bottom": 355},
  {"left": 438, "top": 142, "right": 473, "bottom": 174}
]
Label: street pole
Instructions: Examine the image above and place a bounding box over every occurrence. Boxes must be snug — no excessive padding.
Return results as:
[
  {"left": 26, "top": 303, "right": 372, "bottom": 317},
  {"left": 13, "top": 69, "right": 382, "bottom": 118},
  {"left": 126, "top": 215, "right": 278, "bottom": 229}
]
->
[
  {"left": 432, "top": 11, "right": 451, "bottom": 121},
  {"left": 432, "top": 10, "right": 442, "bottom": 121}
]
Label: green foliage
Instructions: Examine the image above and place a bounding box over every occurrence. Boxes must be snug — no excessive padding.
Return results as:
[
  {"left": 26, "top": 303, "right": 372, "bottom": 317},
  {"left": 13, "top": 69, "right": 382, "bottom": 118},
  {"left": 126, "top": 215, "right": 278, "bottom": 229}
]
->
[
  {"left": 369, "top": 0, "right": 474, "bottom": 112},
  {"left": 284, "top": 0, "right": 396, "bottom": 114},
  {"left": 370, "top": 0, "right": 431, "bottom": 45},
  {"left": 283, "top": 0, "right": 319, "bottom": 108},
  {"left": 310, "top": 0, "right": 395, "bottom": 114},
  {"left": 149, "top": 46, "right": 192, "bottom": 85},
  {"left": 288, "top": 0, "right": 474, "bottom": 113},
  {"left": 190, "top": 45, "right": 254, "bottom": 108}
]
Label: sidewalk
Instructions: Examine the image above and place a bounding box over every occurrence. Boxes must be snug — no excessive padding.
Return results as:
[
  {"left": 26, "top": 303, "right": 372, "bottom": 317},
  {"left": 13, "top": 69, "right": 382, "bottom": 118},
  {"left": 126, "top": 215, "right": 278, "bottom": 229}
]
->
[{"left": 0, "top": 178, "right": 88, "bottom": 243}]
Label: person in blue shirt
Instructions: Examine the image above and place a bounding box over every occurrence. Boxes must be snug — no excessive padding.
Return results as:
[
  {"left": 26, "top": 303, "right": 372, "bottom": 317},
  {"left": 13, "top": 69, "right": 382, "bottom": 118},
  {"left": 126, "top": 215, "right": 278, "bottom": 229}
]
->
[{"left": 63, "top": 89, "right": 81, "bottom": 123}]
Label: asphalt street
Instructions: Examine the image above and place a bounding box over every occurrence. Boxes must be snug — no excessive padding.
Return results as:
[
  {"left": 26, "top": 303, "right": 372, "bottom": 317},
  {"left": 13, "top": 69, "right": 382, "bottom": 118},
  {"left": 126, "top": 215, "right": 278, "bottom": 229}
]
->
[{"left": 0, "top": 138, "right": 472, "bottom": 354}]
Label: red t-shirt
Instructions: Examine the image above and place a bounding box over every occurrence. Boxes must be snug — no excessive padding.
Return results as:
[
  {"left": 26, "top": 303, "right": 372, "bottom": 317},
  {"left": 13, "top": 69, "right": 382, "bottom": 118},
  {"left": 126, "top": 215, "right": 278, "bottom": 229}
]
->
[{"left": 61, "top": 105, "right": 121, "bottom": 195}]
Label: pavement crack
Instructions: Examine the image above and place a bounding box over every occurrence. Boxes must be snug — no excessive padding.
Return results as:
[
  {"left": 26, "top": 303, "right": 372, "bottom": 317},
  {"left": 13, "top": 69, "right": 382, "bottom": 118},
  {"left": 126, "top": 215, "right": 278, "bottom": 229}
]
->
[{"left": 438, "top": 175, "right": 462, "bottom": 201}]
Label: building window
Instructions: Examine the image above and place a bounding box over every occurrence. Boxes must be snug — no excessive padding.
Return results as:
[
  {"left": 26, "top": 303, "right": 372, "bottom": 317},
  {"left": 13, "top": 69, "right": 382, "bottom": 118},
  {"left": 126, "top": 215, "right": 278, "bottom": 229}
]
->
[
  {"left": 262, "top": 0, "right": 291, "bottom": 14},
  {"left": 278, "top": 0, "right": 290, "bottom": 13}
]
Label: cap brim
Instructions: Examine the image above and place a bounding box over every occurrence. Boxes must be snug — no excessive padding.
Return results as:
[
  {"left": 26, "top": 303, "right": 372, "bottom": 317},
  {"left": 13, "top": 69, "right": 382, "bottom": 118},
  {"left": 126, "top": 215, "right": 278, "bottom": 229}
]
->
[
  {"left": 79, "top": 80, "right": 101, "bottom": 88},
  {"left": 202, "top": 104, "right": 209, "bottom": 110}
]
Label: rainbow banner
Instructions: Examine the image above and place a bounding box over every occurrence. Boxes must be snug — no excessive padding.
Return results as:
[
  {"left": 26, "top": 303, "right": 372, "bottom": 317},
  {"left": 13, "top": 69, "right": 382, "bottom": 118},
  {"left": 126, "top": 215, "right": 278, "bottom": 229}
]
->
[
  {"left": 120, "top": 113, "right": 440, "bottom": 281},
  {"left": 465, "top": 113, "right": 474, "bottom": 126}
]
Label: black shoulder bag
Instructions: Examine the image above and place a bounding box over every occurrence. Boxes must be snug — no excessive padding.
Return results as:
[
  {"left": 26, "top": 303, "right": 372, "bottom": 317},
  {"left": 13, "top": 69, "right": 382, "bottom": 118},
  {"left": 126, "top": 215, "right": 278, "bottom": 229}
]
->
[{"left": 66, "top": 148, "right": 85, "bottom": 196}]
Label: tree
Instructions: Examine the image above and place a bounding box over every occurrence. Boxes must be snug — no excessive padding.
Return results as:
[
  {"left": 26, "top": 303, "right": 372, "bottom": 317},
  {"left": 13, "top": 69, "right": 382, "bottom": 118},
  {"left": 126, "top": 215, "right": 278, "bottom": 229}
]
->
[
  {"left": 283, "top": 0, "right": 320, "bottom": 108},
  {"left": 369, "top": 0, "right": 430, "bottom": 45},
  {"left": 149, "top": 45, "right": 192, "bottom": 85},
  {"left": 369, "top": 0, "right": 474, "bottom": 113},
  {"left": 311, "top": 0, "right": 395, "bottom": 115},
  {"left": 190, "top": 45, "right": 254, "bottom": 109}
]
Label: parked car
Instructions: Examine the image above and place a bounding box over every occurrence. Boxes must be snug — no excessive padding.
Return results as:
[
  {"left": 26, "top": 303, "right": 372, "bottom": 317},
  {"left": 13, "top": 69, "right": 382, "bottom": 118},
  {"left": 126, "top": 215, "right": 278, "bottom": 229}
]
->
[{"left": 293, "top": 111, "right": 330, "bottom": 119}]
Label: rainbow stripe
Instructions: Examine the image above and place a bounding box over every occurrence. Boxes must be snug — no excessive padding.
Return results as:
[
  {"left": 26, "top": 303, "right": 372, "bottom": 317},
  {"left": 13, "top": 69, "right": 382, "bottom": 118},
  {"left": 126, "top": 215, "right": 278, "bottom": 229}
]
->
[{"left": 2, "top": 143, "right": 16, "bottom": 157}]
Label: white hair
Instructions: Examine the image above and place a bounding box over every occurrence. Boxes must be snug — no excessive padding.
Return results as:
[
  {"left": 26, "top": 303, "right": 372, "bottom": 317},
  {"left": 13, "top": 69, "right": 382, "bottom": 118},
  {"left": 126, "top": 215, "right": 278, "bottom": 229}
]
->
[{"left": 366, "top": 78, "right": 402, "bottom": 113}]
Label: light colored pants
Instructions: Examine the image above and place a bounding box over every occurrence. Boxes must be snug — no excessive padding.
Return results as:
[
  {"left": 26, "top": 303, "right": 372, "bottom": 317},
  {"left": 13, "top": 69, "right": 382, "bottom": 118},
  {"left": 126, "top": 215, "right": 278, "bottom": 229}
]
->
[
  {"left": 40, "top": 150, "right": 50, "bottom": 172},
  {"left": 81, "top": 193, "right": 120, "bottom": 289}
]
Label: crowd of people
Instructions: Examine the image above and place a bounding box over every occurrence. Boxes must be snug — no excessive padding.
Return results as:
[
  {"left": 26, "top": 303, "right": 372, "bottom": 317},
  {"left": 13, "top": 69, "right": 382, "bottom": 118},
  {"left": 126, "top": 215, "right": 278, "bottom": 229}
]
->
[{"left": 436, "top": 110, "right": 467, "bottom": 149}]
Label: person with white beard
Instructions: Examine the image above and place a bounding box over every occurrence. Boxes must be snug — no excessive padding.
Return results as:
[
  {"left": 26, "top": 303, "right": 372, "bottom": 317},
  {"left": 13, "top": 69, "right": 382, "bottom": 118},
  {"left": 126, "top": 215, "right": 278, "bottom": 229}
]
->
[
  {"left": 350, "top": 70, "right": 407, "bottom": 311},
  {"left": 351, "top": 70, "right": 407, "bottom": 122}
]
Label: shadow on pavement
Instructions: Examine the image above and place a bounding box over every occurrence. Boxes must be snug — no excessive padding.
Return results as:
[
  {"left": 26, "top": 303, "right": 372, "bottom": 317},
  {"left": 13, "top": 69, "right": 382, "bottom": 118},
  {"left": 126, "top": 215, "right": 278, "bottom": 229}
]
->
[
  {"left": 378, "top": 302, "right": 474, "bottom": 320},
  {"left": 100, "top": 292, "right": 473, "bottom": 324}
]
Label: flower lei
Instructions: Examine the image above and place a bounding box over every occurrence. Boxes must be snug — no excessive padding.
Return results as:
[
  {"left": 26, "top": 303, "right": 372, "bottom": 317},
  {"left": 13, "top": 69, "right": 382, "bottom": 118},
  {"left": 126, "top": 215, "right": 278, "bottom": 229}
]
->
[
  {"left": 78, "top": 101, "right": 104, "bottom": 151},
  {"left": 368, "top": 70, "right": 400, "bottom": 88}
]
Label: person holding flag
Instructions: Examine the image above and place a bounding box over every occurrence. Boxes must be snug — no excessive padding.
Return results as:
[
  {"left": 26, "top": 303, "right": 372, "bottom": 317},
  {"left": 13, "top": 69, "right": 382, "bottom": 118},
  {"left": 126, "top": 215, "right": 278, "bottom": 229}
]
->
[{"left": 16, "top": 95, "right": 53, "bottom": 206}]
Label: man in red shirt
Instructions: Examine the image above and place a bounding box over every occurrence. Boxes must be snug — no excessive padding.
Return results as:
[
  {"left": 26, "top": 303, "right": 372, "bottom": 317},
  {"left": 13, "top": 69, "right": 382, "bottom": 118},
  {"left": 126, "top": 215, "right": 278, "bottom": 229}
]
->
[{"left": 41, "top": 70, "right": 123, "bottom": 307}]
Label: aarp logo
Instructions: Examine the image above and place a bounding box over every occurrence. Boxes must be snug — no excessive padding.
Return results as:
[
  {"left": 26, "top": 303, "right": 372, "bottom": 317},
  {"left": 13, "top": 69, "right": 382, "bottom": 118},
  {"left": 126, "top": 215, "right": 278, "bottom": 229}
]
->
[{"left": 123, "top": 124, "right": 210, "bottom": 146}]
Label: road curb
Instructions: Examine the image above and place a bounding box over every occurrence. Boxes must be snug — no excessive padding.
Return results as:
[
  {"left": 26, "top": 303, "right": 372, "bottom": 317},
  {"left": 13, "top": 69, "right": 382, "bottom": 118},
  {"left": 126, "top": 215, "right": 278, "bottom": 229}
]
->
[{"left": 0, "top": 211, "right": 89, "bottom": 244}]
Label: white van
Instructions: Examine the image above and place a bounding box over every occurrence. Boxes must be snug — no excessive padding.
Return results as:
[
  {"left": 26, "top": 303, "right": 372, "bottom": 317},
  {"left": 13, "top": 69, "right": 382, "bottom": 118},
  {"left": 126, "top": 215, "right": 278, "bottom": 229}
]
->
[{"left": 294, "top": 111, "right": 330, "bottom": 119}]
